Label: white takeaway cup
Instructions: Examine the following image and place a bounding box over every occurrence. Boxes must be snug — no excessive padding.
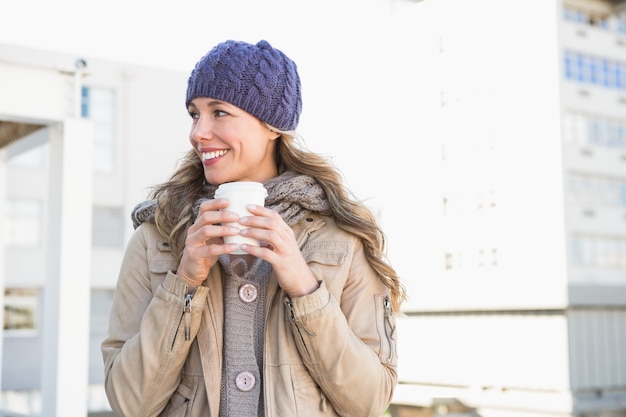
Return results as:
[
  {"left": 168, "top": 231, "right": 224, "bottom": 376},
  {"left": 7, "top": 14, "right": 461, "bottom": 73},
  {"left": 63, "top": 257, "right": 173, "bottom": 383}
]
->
[{"left": 214, "top": 181, "right": 268, "bottom": 254}]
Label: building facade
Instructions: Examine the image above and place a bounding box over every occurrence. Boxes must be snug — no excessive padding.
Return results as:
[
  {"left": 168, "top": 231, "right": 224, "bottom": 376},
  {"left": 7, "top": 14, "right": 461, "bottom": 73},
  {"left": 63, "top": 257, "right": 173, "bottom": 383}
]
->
[
  {"left": 0, "top": 43, "right": 189, "bottom": 416},
  {"left": 392, "top": 0, "right": 626, "bottom": 416}
]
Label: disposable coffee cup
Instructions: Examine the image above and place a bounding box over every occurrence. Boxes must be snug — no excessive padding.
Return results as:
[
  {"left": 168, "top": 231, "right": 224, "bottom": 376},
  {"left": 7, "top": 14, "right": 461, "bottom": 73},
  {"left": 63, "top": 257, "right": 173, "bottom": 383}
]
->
[{"left": 214, "top": 181, "right": 268, "bottom": 254}]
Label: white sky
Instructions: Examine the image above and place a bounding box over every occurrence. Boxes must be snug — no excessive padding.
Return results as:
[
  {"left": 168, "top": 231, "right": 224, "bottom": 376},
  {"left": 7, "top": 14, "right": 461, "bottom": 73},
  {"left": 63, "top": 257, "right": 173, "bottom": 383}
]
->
[{"left": 0, "top": 0, "right": 431, "bottom": 71}]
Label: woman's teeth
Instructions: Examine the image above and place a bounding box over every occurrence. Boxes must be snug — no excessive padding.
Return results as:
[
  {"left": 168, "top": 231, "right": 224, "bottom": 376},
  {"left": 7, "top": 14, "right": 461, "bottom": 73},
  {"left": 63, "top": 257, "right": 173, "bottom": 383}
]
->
[{"left": 202, "top": 150, "right": 228, "bottom": 161}]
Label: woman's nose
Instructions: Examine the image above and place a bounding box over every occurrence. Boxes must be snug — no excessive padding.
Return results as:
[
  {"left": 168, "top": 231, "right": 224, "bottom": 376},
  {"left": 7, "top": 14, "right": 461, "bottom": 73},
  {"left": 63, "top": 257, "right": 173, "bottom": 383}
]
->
[{"left": 190, "top": 117, "right": 215, "bottom": 143}]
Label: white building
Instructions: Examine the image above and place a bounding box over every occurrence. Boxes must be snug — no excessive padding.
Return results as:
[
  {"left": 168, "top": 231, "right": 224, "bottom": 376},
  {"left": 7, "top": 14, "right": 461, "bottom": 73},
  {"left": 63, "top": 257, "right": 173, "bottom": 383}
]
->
[
  {"left": 392, "top": 0, "right": 626, "bottom": 416},
  {"left": 0, "top": 43, "right": 189, "bottom": 416}
]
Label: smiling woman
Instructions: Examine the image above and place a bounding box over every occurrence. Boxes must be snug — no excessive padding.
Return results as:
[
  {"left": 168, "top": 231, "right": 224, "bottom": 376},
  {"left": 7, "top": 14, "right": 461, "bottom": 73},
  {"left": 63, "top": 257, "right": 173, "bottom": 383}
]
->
[{"left": 102, "top": 38, "right": 405, "bottom": 417}]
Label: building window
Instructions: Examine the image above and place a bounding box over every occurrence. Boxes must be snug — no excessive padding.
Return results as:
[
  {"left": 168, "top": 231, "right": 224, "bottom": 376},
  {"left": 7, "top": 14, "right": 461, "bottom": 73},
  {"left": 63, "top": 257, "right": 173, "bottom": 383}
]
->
[
  {"left": 445, "top": 247, "right": 499, "bottom": 270},
  {"left": 567, "top": 172, "right": 626, "bottom": 209},
  {"left": 562, "top": 112, "right": 626, "bottom": 149},
  {"left": 81, "top": 86, "right": 117, "bottom": 173},
  {"left": 92, "top": 206, "right": 124, "bottom": 248},
  {"left": 562, "top": 4, "right": 614, "bottom": 32},
  {"left": 478, "top": 248, "right": 498, "bottom": 268},
  {"left": 3, "top": 200, "right": 42, "bottom": 248},
  {"left": 618, "top": 10, "right": 626, "bottom": 34},
  {"left": 563, "top": 50, "right": 626, "bottom": 91},
  {"left": 445, "top": 250, "right": 463, "bottom": 270},
  {"left": 571, "top": 234, "right": 626, "bottom": 269},
  {"left": 4, "top": 288, "right": 38, "bottom": 332}
]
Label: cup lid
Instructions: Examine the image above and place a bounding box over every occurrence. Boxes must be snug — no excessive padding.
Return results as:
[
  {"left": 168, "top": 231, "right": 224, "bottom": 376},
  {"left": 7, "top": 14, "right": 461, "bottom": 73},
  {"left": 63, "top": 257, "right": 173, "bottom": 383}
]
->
[{"left": 215, "top": 181, "right": 267, "bottom": 197}]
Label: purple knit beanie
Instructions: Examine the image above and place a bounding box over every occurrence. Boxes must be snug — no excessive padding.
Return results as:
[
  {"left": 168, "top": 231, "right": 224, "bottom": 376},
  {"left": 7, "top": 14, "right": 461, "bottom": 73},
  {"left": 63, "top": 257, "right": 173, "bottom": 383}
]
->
[{"left": 186, "top": 40, "right": 302, "bottom": 131}]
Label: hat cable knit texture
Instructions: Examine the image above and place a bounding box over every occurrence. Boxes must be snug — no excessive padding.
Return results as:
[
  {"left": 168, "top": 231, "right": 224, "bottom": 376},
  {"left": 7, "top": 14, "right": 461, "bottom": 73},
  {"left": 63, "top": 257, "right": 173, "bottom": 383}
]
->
[{"left": 186, "top": 40, "right": 302, "bottom": 131}]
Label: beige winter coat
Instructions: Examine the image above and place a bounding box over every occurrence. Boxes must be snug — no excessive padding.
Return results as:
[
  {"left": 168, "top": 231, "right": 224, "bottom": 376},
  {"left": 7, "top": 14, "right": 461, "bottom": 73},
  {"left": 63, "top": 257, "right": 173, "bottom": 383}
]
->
[{"left": 101, "top": 213, "right": 398, "bottom": 417}]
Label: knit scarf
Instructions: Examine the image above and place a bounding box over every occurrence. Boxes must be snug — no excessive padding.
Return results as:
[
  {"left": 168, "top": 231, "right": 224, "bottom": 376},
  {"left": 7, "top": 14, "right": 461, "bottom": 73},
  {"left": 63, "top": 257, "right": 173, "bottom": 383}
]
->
[{"left": 131, "top": 170, "right": 330, "bottom": 229}]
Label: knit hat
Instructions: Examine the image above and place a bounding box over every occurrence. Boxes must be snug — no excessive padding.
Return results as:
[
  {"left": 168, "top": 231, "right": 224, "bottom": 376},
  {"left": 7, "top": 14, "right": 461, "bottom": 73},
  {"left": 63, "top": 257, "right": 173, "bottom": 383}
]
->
[{"left": 186, "top": 40, "right": 302, "bottom": 131}]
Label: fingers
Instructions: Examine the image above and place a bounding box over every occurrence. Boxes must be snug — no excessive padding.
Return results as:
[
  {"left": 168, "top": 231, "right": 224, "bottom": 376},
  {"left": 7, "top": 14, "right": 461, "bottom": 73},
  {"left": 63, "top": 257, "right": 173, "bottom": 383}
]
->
[
  {"left": 236, "top": 205, "right": 318, "bottom": 297},
  {"left": 194, "top": 198, "right": 235, "bottom": 226},
  {"left": 176, "top": 198, "right": 244, "bottom": 286},
  {"left": 237, "top": 205, "right": 295, "bottom": 259}
]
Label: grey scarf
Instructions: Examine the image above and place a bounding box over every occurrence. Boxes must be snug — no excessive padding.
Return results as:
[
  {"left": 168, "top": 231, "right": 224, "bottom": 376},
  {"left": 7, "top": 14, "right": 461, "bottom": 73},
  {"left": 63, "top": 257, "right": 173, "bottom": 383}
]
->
[{"left": 131, "top": 171, "right": 330, "bottom": 229}]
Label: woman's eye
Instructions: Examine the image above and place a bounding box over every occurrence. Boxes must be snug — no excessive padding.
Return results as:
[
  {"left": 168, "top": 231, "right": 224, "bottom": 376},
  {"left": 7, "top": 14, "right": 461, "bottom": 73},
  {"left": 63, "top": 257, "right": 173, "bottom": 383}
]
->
[
  {"left": 214, "top": 110, "right": 228, "bottom": 117},
  {"left": 189, "top": 111, "right": 199, "bottom": 120}
]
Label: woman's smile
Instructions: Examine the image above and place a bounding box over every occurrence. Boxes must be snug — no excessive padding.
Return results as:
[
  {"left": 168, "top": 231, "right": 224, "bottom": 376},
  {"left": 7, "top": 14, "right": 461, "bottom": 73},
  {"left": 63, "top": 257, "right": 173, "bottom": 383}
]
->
[{"left": 201, "top": 148, "right": 229, "bottom": 164}]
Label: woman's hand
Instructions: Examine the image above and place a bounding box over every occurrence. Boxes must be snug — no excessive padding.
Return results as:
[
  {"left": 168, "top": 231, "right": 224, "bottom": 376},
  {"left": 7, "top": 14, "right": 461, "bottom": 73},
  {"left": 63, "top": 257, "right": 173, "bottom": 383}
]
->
[
  {"left": 237, "top": 205, "right": 319, "bottom": 298},
  {"left": 176, "top": 198, "right": 241, "bottom": 288}
]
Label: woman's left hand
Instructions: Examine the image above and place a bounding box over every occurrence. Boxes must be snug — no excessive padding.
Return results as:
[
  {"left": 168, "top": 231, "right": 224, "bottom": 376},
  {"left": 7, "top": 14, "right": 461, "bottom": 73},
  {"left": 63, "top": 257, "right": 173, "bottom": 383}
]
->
[{"left": 237, "top": 204, "right": 319, "bottom": 297}]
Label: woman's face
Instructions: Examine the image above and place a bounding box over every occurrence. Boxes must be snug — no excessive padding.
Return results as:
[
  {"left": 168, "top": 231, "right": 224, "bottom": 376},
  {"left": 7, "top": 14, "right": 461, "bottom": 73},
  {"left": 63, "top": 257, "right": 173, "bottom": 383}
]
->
[{"left": 188, "top": 97, "right": 280, "bottom": 186}]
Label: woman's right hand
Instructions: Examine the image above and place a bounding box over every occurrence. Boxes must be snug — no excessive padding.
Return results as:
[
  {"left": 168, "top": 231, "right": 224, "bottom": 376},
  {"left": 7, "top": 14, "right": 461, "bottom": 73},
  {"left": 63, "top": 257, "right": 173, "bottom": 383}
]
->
[{"left": 176, "top": 198, "right": 240, "bottom": 288}]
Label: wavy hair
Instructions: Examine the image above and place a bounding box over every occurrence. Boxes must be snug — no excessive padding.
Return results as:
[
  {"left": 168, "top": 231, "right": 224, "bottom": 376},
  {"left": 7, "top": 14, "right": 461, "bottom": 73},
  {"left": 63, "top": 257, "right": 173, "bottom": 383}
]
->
[{"left": 149, "top": 131, "right": 406, "bottom": 311}]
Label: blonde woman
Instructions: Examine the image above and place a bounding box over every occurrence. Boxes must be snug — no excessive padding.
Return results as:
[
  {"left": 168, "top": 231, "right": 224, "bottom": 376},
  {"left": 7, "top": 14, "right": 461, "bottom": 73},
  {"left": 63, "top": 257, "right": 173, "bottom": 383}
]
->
[{"left": 102, "top": 39, "right": 406, "bottom": 417}]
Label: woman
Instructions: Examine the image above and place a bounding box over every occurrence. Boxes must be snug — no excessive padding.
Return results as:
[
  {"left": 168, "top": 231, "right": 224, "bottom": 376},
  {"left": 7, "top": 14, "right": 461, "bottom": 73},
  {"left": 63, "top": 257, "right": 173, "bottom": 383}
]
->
[{"left": 102, "top": 39, "right": 406, "bottom": 417}]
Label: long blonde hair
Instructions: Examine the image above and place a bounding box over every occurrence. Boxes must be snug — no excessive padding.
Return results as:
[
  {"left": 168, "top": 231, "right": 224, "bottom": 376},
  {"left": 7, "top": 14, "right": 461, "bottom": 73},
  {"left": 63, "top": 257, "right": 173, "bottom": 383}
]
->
[{"left": 150, "top": 131, "right": 406, "bottom": 311}]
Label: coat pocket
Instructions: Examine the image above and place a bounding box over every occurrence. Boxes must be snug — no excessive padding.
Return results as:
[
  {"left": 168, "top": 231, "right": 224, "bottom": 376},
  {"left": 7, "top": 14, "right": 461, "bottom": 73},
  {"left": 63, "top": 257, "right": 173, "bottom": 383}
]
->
[
  {"left": 158, "top": 374, "right": 199, "bottom": 417},
  {"left": 301, "top": 241, "right": 349, "bottom": 287},
  {"left": 291, "top": 365, "right": 340, "bottom": 416},
  {"left": 148, "top": 244, "right": 178, "bottom": 293},
  {"left": 148, "top": 245, "right": 178, "bottom": 274}
]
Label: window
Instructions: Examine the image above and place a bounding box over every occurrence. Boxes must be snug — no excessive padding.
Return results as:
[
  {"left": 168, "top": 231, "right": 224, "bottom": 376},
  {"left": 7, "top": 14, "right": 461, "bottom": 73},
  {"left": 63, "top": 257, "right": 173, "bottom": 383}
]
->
[
  {"left": 589, "top": 56, "right": 601, "bottom": 85},
  {"left": 618, "top": 10, "right": 626, "bottom": 34},
  {"left": 81, "top": 87, "right": 117, "bottom": 173},
  {"left": 562, "top": 4, "right": 614, "bottom": 32},
  {"left": 563, "top": 50, "right": 626, "bottom": 92},
  {"left": 4, "top": 288, "right": 38, "bottom": 332},
  {"left": 602, "top": 59, "right": 615, "bottom": 88},
  {"left": 616, "top": 66, "right": 625, "bottom": 89},
  {"left": 478, "top": 248, "right": 498, "bottom": 268},
  {"left": 563, "top": 111, "right": 626, "bottom": 150},
  {"left": 571, "top": 234, "right": 626, "bottom": 269},
  {"left": 567, "top": 172, "right": 626, "bottom": 209},
  {"left": 90, "top": 289, "right": 115, "bottom": 333},
  {"left": 445, "top": 247, "right": 499, "bottom": 271},
  {"left": 444, "top": 250, "right": 463, "bottom": 270},
  {"left": 92, "top": 206, "right": 125, "bottom": 248},
  {"left": 4, "top": 200, "right": 42, "bottom": 247}
]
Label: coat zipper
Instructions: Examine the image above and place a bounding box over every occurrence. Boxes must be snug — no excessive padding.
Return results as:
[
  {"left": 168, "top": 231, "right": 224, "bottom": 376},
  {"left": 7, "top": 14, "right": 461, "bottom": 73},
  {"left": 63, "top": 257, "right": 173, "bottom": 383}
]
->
[
  {"left": 383, "top": 295, "right": 394, "bottom": 365},
  {"left": 284, "top": 297, "right": 312, "bottom": 358},
  {"left": 183, "top": 288, "right": 196, "bottom": 341}
]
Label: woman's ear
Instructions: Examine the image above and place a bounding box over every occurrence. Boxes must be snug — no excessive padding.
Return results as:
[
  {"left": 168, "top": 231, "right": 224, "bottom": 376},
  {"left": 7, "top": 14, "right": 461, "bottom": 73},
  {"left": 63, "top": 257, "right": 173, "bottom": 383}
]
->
[{"left": 269, "top": 130, "right": 281, "bottom": 140}]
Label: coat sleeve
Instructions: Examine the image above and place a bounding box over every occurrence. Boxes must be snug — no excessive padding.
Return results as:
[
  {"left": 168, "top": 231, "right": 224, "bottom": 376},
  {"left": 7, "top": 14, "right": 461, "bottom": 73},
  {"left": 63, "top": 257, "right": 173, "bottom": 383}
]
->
[
  {"left": 101, "top": 224, "right": 208, "bottom": 417},
  {"left": 287, "top": 237, "right": 398, "bottom": 417}
]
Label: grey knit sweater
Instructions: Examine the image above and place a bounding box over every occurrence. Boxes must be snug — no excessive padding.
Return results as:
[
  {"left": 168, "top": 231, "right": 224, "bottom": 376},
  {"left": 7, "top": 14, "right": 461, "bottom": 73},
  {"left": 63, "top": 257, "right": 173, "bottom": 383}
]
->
[{"left": 218, "top": 256, "right": 271, "bottom": 417}]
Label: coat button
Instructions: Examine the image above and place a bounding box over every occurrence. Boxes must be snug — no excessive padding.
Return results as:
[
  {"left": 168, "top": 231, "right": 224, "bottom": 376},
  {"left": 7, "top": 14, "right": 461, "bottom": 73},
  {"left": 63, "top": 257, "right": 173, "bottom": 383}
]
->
[
  {"left": 235, "top": 371, "right": 256, "bottom": 391},
  {"left": 239, "top": 283, "right": 258, "bottom": 303}
]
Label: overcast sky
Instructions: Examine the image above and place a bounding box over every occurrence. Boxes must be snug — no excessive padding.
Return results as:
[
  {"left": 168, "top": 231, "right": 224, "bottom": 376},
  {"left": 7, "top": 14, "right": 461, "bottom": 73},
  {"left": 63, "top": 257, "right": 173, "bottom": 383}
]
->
[{"left": 0, "top": 0, "right": 430, "bottom": 71}]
